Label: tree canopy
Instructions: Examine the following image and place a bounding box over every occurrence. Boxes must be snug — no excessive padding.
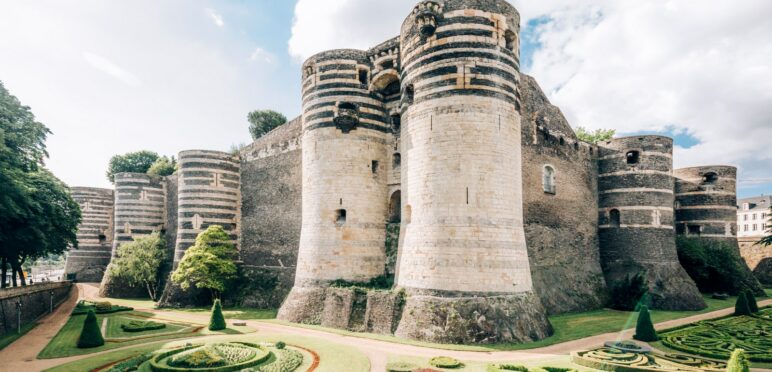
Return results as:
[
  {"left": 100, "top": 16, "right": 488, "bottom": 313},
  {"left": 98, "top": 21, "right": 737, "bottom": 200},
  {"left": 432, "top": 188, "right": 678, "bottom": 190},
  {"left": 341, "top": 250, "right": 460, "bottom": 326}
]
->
[
  {"left": 0, "top": 81, "right": 81, "bottom": 287},
  {"left": 107, "top": 232, "right": 169, "bottom": 301},
  {"left": 171, "top": 225, "right": 238, "bottom": 301},
  {"left": 247, "top": 110, "right": 286, "bottom": 140},
  {"left": 575, "top": 127, "right": 616, "bottom": 144},
  {"left": 106, "top": 150, "right": 159, "bottom": 183},
  {"left": 147, "top": 156, "right": 177, "bottom": 177}
]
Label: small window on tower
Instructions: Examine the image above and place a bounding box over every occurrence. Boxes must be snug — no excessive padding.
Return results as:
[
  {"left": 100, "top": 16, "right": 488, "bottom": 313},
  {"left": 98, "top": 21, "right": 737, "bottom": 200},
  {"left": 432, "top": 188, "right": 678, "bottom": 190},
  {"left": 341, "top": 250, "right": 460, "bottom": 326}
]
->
[
  {"left": 504, "top": 30, "right": 517, "bottom": 52},
  {"left": 371, "top": 160, "right": 379, "bottom": 174},
  {"left": 335, "top": 209, "right": 347, "bottom": 225},
  {"left": 393, "top": 153, "right": 401, "bottom": 169},
  {"left": 358, "top": 69, "right": 368, "bottom": 86},
  {"left": 542, "top": 165, "right": 556, "bottom": 194},
  {"left": 702, "top": 172, "right": 718, "bottom": 185},
  {"left": 626, "top": 151, "right": 640, "bottom": 165},
  {"left": 688, "top": 225, "right": 702, "bottom": 236},
  {"left": 98, "top": 234, "right": 106, "bottom": 244},
  {"left": 609, "top": 209, "right": 621, "bottom": 227}
]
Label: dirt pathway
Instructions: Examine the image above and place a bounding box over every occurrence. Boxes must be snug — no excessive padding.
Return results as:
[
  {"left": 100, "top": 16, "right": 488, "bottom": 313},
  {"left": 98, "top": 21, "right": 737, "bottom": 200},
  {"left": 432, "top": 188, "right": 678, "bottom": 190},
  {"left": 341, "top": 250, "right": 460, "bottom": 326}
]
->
[{"left": 5, "top": 283, "right": 771, "bottom": 372}]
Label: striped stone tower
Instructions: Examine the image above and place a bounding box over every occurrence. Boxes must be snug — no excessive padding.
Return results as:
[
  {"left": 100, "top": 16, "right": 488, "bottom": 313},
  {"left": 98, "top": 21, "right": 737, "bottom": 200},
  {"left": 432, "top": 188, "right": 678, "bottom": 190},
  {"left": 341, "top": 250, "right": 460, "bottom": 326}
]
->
[
  {"left": 277, "top": 49, "right": 392, "bottom": 322},
  {"left": 100, "top": 173, "right": 166, "bottom": 297},
  {"left": 673, "top": 166, "right": 764, "bottom": 294},
  {"left": 173, "top": 150, "right": 241, "bottom": 265},
  {"left": 64, "top": 187, "right": 114, "bottom": 282},
  {"left": 597, "top": 136, "right": 705, "bottom": 310},
  {"left": 393, "top": 0, "right": 551, "bottom": 343}
]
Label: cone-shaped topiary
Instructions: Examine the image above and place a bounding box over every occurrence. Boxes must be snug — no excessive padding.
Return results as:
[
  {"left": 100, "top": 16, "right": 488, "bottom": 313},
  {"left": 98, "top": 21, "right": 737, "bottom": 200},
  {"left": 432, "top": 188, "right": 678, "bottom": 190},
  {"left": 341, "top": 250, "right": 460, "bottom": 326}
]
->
[
  {"left": 727, "top": 349, "right": 750, "bottom": 372},
  {"left": 633, "top": 305, "right": 658, "bottom": 342},
  {"left": 745, "top": 290, "right": 759, "bottom": 313},
  {"left": 77, "top": 309, "right": 105, "bottom": 348},
  {"left": 734, "top": 292, "right": 751, "bottom": 316},
  {"left": 208, "top": 299, "right": 226, "bottom": 331}
]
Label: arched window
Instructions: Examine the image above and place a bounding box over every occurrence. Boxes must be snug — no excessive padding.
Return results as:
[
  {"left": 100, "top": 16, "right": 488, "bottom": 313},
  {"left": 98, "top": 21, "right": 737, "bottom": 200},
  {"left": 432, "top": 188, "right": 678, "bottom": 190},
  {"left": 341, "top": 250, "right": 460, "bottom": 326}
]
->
[
  {"left": 542, "top": 165, "right": 556, "bottom": 194},
  {"left": 609, "top": 209, "right": 621, "bottom": 227},
  {"left": 626, "top": 151, "right": 640, "bottom": 164},
  {"left": 388, "top": 191, "right": 401, "bottom": 223}
]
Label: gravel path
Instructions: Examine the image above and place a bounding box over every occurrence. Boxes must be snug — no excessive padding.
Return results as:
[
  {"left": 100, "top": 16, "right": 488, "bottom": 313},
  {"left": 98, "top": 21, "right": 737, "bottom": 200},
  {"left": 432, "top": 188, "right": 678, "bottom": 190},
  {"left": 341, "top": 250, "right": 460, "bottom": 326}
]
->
[{"left": 3, "top": 283, "right": 770, "bottom": 372}]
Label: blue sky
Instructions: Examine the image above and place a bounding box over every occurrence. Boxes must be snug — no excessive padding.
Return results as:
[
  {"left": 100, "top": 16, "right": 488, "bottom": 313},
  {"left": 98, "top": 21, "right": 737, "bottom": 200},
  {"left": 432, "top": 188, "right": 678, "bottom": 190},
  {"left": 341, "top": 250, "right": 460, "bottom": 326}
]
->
[{"left": 0, "top": 0, "right": 770, "bottom": 198}]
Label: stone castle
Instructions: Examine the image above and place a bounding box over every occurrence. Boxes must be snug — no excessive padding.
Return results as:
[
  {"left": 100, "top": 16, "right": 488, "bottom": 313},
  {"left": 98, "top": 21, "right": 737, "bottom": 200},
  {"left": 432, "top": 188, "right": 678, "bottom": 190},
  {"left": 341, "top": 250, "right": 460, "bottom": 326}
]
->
[{"left": 64, "top": 0, "right": 763, "bottom": 344}]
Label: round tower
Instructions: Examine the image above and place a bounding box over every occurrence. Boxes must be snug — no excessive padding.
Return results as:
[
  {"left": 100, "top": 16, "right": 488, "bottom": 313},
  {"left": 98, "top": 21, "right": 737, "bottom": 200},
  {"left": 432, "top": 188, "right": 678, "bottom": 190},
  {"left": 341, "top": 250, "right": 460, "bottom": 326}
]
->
[
  {"left": 278, "top": 50, "right": 391, "bottom": 322},
  {"left": 597, "top": 136, "right": 705, "bottom": 310},
  {"left": 64, "top": 187, "right": 114, "bottom": 282},
  {"left": 100, "top": 173, "right": 165, "bottom": 297},
  {"left": 174, "top": 150, "right": 241, "bottom": 265},
  {"left": 393, "top": 0, "right": 551, "bottom": 343}
]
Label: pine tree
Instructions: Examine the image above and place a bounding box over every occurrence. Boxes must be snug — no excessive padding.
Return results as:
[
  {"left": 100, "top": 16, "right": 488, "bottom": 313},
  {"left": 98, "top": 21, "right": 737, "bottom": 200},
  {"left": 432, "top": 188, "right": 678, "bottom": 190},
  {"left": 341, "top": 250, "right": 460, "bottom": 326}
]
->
[
  {"left": 208, "top": 299, "right": 226, "bottom": 331},
  {"left": 77, "top": 310, "right": 105, "bottom": 348},
  {"left": 734, "top": 292, "right": 751, "bottom": 316},
  {"left": 727, "top": 349, "right": 750, "bottom": 372},
  {"left": 633, "top": 305, "right": 658, "bottom": 342},
  {"left": 745, "top": 290, "right": 759, "bottom": 313}
]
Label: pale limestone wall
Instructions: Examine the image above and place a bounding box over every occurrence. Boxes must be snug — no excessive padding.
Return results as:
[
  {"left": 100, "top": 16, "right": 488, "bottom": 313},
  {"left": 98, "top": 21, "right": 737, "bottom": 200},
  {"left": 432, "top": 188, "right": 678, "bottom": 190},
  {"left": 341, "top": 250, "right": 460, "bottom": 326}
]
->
[
  {"left": 174, "top": 150, "right": 240, "bottom": 264},
  {"left": 64, "top": 187, "right": 114, "bottom": 282},
  {"left": 738, "top": 237, "right": 770, "bottom": 270},
  {"left": 294, "top": 50, "right": 391, "bottom": 286}
]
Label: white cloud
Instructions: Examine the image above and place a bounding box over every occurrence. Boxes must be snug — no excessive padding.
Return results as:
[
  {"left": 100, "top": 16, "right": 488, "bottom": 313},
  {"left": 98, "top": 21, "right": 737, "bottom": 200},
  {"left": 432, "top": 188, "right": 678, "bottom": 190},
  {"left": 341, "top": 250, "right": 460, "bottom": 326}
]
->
[
  {"left": 206, "top": 7, "right": 224, "bottom": 27},
  {"left": 288, "top": 0, "right": 772, "bottom": 191},
  {"left": 83, "top": 52, "right": 141, "bottom": 86},
  {"left": 249, "top": 47, "right": 275, "bottom": 64}
]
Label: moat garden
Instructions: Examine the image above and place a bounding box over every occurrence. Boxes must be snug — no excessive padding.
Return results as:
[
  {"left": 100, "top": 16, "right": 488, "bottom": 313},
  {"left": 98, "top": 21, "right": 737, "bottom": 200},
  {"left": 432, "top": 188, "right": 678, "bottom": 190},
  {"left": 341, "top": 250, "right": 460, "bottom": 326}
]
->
[{"left": 3, "top": 284, "right": 767, "bottom": 372}]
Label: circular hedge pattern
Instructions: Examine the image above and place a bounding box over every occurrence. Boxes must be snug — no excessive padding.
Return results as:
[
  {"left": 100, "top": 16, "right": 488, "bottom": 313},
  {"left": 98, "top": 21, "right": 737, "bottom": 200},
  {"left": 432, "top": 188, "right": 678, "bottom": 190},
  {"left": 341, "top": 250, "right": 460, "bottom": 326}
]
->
[
  {"left": 659, "top": 308, "right": 772, "bottom": 362},
  {"left": 429, "top": 356, "right": 462, "bottom": 369},
  {"left": 572, "top": 347, "right": 727, "bottom": 371},
  {"left": 149, "top": 342, "right": 270, "bottom": 372}
]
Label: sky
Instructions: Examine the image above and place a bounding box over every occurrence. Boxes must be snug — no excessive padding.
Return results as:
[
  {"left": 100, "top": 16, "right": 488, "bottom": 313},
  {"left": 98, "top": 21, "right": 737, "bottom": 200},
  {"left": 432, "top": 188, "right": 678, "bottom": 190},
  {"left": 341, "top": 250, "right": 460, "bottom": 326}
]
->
[{"left": 0, "top": 0, "right": 770, "bottom": 198}]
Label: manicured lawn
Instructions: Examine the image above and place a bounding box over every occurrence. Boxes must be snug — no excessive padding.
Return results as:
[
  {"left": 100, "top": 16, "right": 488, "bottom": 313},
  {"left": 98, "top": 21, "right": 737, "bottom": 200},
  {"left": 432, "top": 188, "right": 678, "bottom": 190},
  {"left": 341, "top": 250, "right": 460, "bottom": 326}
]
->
[
  {"left": 97, "top": 296, "right": 278, "bottom": 320},
  {"left": 0, "top": 321, "right": 37, "bottom": 350},
  {"left": 265, "top": 291, "right": 772, "bottom": 352},
  {"left": 104, "top": 315, "right": 189, "bottom": 339},
  {"left": 44, "top": 332, "right": 370, "bottom": 372},
  {"left": 38, "top": 310, "right": 253, "bottom": 359},
  {"left": 387, "top": 354, "right": 577, "bottom": 372}
]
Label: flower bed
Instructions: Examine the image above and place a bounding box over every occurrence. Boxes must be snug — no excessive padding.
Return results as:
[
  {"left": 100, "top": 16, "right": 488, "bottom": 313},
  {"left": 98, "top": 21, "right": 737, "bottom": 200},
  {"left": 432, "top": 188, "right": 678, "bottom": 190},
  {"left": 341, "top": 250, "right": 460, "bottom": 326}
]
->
[
  {"left": 120, "top": 320, "right": 167, "bottom": 333},
  {"left": 149, "top": 342, "right": 271, "bottom": 372},
  {"left": 572, "top": 347, "right": 726, "bottom": 371}
]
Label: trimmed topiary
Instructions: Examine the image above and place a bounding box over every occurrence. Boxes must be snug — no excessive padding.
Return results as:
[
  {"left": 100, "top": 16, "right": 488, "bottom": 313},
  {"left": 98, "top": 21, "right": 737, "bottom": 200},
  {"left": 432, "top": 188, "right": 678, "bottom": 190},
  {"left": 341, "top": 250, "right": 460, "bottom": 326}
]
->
[
  {"left": 209, "top": 299, "right": 226, "bottom": 331},
  {"left": 77, "top": 309, "right": 105, "bottom": 348},
  {"left": 745, "top": 290, "right": 759, "bottom": 313},
  {"left": 734, "top": 292, "right": 751, "bottom": 316},
  {"left": 727, "top": 349, "right": 750, "bottom": 372},
  {"left": 633, "top": 305, "right": 658, "bottom": 342},
  {"left": 429, "top": 356, "right": 462, "bottom": 369},
  {"left": 386, "top": 361, "right": 419, "bottom": 372},
  {"left": 275, "top": 341, "right": 286, "bottom": 350},
  {"left": 490, "top": 363, "right": 528, "bottom": 371}
]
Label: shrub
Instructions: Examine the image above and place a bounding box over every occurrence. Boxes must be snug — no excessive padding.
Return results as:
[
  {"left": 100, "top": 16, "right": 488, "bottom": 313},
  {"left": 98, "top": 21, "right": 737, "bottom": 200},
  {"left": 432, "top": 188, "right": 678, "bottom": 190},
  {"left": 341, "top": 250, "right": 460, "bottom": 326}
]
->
[
  {"left": 633, "top": 305, "right": 658, "bottom": 342},
  {"left": 275, "top": 341, "right": 286, "bottom": 349},
  {"left": 386, "top": 361, "right": 419, "bottom": 372},
  {"left": 107, "top": 352, "right": 153, "bottom": 372},
  {"left": 610, "top": 273, "right": 649, "bottom": 311},
  {"left": 491, "top": 363, "right": 528, "bottom": 371},
  {"left": 429, "top": 356, "right": 462, "bottom": 369},
  {"left": 540, "top": 368, "right": 577, "bottom": 372},
  {"left": 95, "top": 301, "right": 112, "bottom": 311},
  {"left": 77, "top": 310, "right": 105, "bottom": 348},
  {"left": 120, "top": 320, "right": 166, "bottom": 332},
  {"left": 209, "top": 299, "right": 227, "bottom": 331},
  {"left": 735, "top": 292, "right": 751, "bottom": 316},
  {"left": 727, "top": 349, "right": 750, "bottom": 372},
  {"left": 745, "top": 290, "right": 759, "bottom": 313}
]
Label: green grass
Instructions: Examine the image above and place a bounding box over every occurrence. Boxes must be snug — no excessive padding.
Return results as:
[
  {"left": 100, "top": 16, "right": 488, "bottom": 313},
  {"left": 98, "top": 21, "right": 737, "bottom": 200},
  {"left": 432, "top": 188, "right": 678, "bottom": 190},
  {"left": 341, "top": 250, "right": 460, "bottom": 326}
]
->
[
  {"left": 44, "top": 332, "right": 369, "bottom": 372},
  {"left": 37, "top": 310, "right": 253, "bottom": 359},
  {"left": 650, "top": 340, "right": 772, "bottom": 370},
  {"left": 95, "top": 296, "right": 278, "bottom": 320},
  {"left": 0, "top": 321, "right": 37, "bottom": 350},
  {"left": 104, "top": 315, "right": 188, "bottom": 339},
  {"left": 265, "top": 291, "right": 771, "bottom": 352}
]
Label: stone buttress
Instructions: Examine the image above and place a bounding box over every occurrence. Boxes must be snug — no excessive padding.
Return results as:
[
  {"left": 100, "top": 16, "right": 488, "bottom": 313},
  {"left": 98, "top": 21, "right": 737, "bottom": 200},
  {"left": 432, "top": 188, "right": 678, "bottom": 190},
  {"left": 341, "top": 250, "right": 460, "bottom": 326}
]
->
[
  {"left": 64, "top": 187, "right": 114, "bottom": 282},
  {"left": 597, "top": 136, "right": 705, "bottom": 310}
]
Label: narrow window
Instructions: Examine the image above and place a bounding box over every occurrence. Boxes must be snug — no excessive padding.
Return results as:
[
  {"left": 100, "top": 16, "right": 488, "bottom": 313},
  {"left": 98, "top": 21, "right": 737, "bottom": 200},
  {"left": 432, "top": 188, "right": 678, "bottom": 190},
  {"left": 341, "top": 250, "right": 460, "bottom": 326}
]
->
[
  {"left": 609, "top": 209, "right": 621, "bottom": 227},
  {"left": 358, "top": 69, "right": 368, "bottom": 85},
  {"left": 574, "top": 142, "right": 579, "bottom": 151},
  {"left": 338, "top": 102, "right": 357, "bottom": 111},
  {"left": 405, "top": 85, "right": 415, "bottom": 104},
  {"left": 542, "top": 165, "right": 556, "bottom": 194},
  {"left": 98, "top": 234, "right": 106, "bottom": 244},
  {"left": 392, "top": 153, "right": 401, "bottom": 169},
  {"left": 559, "top": 137, "right": 565, "bottom": 146},
  {"left": 674, "top": 200, "right": 681, "bottom": 209},
  {"left": 404, "top": 204, "right": 412, "bottom": 224},
  {"left": 335, "top": 209, "right": 347, "bottom": 225},
  {"left": 466, "top": 187, "right": 469, "bottom": 204},
  {"left": 391, "top": 115, "right": 401, "bottom": 133},
  {"left": 688, "top": 225, "right": 701, "bottom": 235},
  {"left": 504, "top": 30, "right": 516, "bottom": 51},
  {"left": 371, "top": 160, "right": 379, "bottom": 174},
  {"left": 389, "top": 191, "right": 401, "bottom": 223},
  {"left": 626, "top": 151, "right": 640, "bottom": 164},
  {"left": 381, "top": 60, "right": 394, "bottom": 70}
]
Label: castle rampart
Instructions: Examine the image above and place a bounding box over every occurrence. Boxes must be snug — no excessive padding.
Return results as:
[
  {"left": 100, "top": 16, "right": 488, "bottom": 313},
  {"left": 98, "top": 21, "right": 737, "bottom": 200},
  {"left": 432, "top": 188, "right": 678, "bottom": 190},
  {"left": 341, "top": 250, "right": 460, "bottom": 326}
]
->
[{"left": 64, "top": 187, "right": 114, "bottom": 282}]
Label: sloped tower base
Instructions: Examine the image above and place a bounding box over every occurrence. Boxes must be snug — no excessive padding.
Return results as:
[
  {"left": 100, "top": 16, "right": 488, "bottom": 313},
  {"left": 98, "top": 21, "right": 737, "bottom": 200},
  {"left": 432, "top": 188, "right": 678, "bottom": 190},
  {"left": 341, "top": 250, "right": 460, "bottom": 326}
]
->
[
  {"left": 605, "top": 261, "right": 705, "bottom": 311},
  {"left": 395, "top": 291, "right": 553, "bottom": 344},
  {"left": 276, "top": 287, "right": 327, "bottom": 324}
]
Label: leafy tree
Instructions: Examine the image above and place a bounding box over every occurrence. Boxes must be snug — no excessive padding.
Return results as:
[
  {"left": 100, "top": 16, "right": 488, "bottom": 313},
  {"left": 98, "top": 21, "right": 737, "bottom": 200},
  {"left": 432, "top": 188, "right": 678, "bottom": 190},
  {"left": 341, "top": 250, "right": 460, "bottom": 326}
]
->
[
  {"left": 106, "top": 150, "right": 159, "bottom": 183},
  {"left": 0, "top": 81, "right": 50, "bottom": 171},
  {"left": 727, "top": 349, "right": 750, "bottom": 372},
  {"left": 171, "top": 225, "right": 238, "bottom": 301},
  {"left": 146, "top": 156, "right": 177, "bottom": 177},
  {"left": 734, "top": 292, "right": 751, "bottom": 316},
  {"left": 77, "top": 310, "right": 105, "bottom": 348},
  {"left": 633, "top": 305, "right": 658, "bottom": 342},
  {"left": 247, "top": 110, "right": 286, "bottom": 140},
  {"left": 759, "top": 206, "right": 772, "bottom": 247},
  {"left": 107, "top": 232, "right": 169, "bottom": 301},
  {"left": 575, "top": 127, "right": 615, "bottom": 144},
  {"left": 208, "top": 299, "right": 226, "bottom": 331}
]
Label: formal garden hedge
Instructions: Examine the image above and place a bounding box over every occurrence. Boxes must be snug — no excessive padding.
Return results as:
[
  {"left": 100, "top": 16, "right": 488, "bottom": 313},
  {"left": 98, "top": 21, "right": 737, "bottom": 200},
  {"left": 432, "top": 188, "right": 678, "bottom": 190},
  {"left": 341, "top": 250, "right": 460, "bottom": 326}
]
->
[
  {"left": 120, "top": 319, "right": 166, "bottom": 332},
  {"left": 72, "top": 300, "right": 133, "bottom": 315},
  {"left": 659, "top": 307, "right": 772, "bottom": 362},
  {"left": 572, "top": 346, "right": 727, "bottom": 371},
  {"left": 429, "top": 356, "right": 462, "bottom": 368}
]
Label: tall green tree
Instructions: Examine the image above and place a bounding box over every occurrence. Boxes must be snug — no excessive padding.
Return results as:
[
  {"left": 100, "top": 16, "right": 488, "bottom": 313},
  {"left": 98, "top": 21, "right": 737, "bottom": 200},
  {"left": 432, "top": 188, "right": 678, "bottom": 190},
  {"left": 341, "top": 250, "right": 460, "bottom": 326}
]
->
[
  {"left": 247, "top": 110, "right": 286, "bottom": 140},
  {"left": 575, "top": 127, "right": 616, "bottom": 144},
  {"left": 759, "top": 206, "right": 772, "bottom": 246},
  {"left": 105, "top": 150, "right": 159, "bottom": 183},
  {"left": 727, "top": 349, "right": 750, "bottom": 372},
  {"left": 107, "top": 232, "right": 169, "bottom": 300},
  {"left": 171, "top": 225, "right": 238, "bottom": 301},
  {"left": 146, "top": 156, "right": 177, "bottom": 177}
]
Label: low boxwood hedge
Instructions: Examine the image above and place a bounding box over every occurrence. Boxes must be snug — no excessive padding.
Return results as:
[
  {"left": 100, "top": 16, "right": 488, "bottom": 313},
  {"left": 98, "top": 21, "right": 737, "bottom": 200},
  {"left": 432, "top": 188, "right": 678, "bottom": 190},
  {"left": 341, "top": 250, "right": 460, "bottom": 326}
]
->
[
  {"left": 429, "top": 356, "right": 462, "bottom": 369},
  {"left": 121, "top": 320, "right": 166, "bottom": 332},
  {"left": 149, "top": 342, "right": 271, "bottom": 372}
]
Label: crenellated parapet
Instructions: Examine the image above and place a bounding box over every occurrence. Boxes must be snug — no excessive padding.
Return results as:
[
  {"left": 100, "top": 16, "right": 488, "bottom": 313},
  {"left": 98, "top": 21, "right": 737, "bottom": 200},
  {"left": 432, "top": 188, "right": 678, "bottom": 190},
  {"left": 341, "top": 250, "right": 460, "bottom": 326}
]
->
[{"left": 64, "top": 187, "right": 115, "bottom": 282}]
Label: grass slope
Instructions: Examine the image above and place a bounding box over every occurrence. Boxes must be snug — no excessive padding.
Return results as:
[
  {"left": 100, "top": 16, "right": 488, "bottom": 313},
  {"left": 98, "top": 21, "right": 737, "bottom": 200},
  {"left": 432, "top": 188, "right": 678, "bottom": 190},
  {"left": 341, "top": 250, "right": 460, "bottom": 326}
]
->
[{"left": 0, "top": 322, "right": 37, "bottom": 351}]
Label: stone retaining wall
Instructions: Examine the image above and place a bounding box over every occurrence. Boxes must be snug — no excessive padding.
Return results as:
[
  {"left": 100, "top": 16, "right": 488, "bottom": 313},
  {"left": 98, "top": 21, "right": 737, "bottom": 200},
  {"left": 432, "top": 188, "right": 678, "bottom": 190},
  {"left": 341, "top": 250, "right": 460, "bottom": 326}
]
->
[{"left": 0, "top": 282, "right": 71, "bottom": 338}]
